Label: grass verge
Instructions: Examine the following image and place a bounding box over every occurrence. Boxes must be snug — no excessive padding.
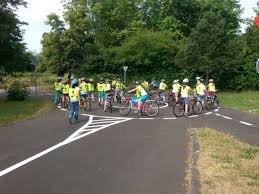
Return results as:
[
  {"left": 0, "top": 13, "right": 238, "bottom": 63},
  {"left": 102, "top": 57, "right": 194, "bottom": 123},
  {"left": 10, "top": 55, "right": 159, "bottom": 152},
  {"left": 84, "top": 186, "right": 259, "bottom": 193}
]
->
[
  {"left": 219, "top": 91, "right": 259, "bottom": 114},
  {"left": 194, "top": 128, "right": 259, "bottom": 194},
  {"left": 0, "top": 97, "right": 54, "bottom": 127}
]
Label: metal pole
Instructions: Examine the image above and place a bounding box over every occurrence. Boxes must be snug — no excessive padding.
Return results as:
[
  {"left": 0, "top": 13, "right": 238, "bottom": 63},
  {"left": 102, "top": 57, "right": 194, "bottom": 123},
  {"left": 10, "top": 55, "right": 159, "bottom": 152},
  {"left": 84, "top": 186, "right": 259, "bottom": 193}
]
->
[
  {"left": 35, "top": 65, "right": 38, "bottom": 96},
  {"left": 124, "top": 70, "right": 126, "bottom": 86}
]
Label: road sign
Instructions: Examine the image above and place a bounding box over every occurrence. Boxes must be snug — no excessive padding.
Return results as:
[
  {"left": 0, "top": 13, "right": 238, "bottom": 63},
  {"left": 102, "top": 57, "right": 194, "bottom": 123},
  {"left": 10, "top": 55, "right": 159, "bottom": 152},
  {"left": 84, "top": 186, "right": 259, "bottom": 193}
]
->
[
  {"left": 123, "top": 66, "right": 128, "bottom": 72},
  {"left": 256, "top": 59, "right": 259, "bottom": 74}
]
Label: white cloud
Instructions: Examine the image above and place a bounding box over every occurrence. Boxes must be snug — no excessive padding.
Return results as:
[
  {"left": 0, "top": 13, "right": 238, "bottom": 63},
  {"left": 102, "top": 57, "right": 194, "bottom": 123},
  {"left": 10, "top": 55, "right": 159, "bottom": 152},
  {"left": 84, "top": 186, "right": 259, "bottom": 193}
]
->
[
  {"left": 17, "top": 0, "right": 64, "bottom": 52},
  {"left": 17, "top": 0, "right": 63, "bottom": 22}
]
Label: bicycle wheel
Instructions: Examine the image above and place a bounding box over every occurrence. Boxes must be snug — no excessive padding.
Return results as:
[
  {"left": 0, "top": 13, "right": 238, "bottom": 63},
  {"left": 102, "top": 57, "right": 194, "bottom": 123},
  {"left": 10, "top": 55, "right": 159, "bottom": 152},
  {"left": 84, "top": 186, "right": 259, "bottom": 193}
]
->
[
  {"left": 144, "top": 101, "right": 159, "bottom": 117},
  {"left": 206, "top": 98, "right": 213, "bottom": 111},
  {"left": 119, "top": 101, "right": 131, "bottom": 116},
  {"left": 173, "top": 101, "right": 185, "bottom": 117},
  {"left": 168, "top": 96, "right": 175, "bottom": 107},
  {"left": 83, "top": 98, "right": 91, "bottom": 112},
  {"left": 213, "top": 97, "right": 219, "bottom": 109},
  {"left": 192, "top": 101, "right": 203, "bottom": 115},
  {"left": 109, "top": 101, "right": 113, "bottom": 113}
]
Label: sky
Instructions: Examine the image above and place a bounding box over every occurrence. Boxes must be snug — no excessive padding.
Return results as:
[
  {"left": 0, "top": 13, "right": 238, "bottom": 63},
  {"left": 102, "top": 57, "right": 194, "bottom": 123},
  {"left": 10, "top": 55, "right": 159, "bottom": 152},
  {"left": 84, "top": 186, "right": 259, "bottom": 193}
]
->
[{"left": 17, "top": 0, "right": 258, "bottom": 53}]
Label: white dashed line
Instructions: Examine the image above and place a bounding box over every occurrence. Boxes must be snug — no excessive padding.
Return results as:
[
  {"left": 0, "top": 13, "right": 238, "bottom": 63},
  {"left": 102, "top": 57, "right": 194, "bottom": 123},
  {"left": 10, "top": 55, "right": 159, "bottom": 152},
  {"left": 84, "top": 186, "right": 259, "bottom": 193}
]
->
[
  {"left": 222, "top": 116, "right": 232, "bottom": 120},
  {"left": 240, "top": 121, "right": 253, "bottom": 126},
  {"left": 163, "top": 118, "right": 177, "bottom": 120},
  {"left": 189, "top": 115, "right": 199, "bottom": 118},
  {"left": 139, "top": 118, "right": 155, "bottom": 120},
  {"left": 214, "top": 109, "right": 219, "bottom": 112},
  {"left": 205, "top": 112, "right": 212, "bottom": 115}
]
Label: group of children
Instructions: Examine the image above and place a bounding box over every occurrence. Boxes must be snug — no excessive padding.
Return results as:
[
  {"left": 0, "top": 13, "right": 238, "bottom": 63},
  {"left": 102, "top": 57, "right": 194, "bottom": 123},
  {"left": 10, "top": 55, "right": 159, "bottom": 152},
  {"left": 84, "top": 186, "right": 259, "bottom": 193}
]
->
[
  {"left": 53, "top": 76, "right": 216, "bottom": 120},
  {"left": 54, "top": 77, "right": 126, "bottom": 122}
]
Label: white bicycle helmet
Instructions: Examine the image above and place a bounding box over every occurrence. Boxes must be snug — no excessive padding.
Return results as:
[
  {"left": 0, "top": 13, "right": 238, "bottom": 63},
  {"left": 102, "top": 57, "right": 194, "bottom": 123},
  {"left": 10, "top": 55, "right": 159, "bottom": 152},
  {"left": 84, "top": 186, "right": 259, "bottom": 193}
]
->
[{"left": 183, "top": 78, "right": 189, "bottom": 83}]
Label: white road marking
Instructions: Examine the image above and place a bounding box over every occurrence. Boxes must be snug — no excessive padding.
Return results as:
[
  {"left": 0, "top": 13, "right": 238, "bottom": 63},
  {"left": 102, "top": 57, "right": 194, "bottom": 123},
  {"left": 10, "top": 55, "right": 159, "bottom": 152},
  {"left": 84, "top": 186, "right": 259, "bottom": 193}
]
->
[
  {"left": 240, "top": 121, "right": 253, "bottom": 126},
  {"left": 222, "top": 116, "right": 232, "bottom": 120},
  {"left": 138, "top": 118, "right": 155, "bottom": 120},
  {"left": 214, "top": 109, "right": 219, "bottom": 112},
  {"left": 0, "top": 115, "right": 132, "bottom": 177},
  {"left": 205, "top": 112, "right": 212, "bottom": 115},
  {"left": 215, "top": 113, "right": 232, "bottom": 120},
  {"left": 61, "top": 108, "right": 67, "bottom": 111},
  {"left": 189, "top": 115, "right": 199, "bottom": 118},
  {"left": 159, "top": 103, "right": 169, "bottom": 109},
  {"left": 163, "top": 118, "right": 176, "bottom": 120}
]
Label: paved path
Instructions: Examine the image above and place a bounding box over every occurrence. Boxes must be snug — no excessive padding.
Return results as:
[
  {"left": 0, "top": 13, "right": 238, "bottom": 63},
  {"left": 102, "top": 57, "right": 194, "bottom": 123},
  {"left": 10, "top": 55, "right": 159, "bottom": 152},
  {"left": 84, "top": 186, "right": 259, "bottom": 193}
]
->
[{"left": 0, "top": 101, "right": 258, "bottom": 193}]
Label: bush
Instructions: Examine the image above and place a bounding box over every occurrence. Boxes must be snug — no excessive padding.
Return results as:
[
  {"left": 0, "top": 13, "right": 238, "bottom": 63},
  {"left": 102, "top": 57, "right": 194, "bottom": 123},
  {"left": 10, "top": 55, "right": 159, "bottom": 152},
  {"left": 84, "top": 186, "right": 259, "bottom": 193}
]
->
[{"left": 7, "top": 81, "right": 30, "bottom": 101}]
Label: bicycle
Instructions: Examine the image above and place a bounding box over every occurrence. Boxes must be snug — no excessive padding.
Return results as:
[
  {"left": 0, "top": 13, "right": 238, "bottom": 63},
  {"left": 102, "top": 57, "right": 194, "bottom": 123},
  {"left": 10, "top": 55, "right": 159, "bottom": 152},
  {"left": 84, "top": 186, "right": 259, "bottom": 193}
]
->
[
  {"left": 173, "top": 95, "right": 203, "bottom": 117},
  {"left": 149, "top": 90, "right": 167, "bottom": 106},
  {"left": 79, "top": 95, "right": 91, "bottom": 112},
  {"left": 119, "top": 94, "right": 159, "bottom": 117},
  {"left": 205, "top": 91, "right": 219, "bottom": 111},
  {"left": 167, "top": 92, "right": 178, "bottom": 107},
  {"left": 105, "top": 93, "right": 114, "bottom": 113},
  {"left": 61, "top": 94, "right": 70, "bottom": 109}
]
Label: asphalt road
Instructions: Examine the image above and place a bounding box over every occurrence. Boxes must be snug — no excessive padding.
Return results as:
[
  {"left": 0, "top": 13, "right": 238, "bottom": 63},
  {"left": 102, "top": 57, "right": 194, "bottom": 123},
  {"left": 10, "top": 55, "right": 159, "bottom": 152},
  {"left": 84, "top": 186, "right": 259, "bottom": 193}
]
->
[{"left": 0, "top": 100, "right": 258, "bottom": 194}]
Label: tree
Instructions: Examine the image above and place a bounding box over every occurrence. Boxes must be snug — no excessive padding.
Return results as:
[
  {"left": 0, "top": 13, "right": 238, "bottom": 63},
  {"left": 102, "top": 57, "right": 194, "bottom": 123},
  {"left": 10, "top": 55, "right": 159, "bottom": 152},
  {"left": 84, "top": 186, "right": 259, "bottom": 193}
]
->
[
  {"left": 40, "top": 14, "right": 67, "bottom": 74},
  {"left": 176, "top": 0, "right": 242, "bottom": 83},
  {"left": 0, "top": 0, "right": 28, "bottom": 74}
]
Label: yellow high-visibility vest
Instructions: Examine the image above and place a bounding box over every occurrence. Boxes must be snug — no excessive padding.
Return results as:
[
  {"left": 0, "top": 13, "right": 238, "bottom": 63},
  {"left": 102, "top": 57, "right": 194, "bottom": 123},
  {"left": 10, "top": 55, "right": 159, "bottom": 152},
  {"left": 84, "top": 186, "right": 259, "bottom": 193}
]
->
[
  {"left": 87, "top": 83, "right": 95, "bottom": 92},
  {"left": 196, "top": 83, "right": 206, "bottom": 95},
  {"left": 69, "top": 87, "right": 79, "bottom": 102},
  {"left": 105, "top": 83, "right": 111, "bottom": 92},
  {"left": 62, "top": 84, "right": 70, "bottom": 94},
  {"left": 116, "top": 82, "right": 125, "bottom": 90},
  {"left": 181, "top": 86, "right": 191, "bottom": 98},
  {"left": 97, "top": 83, "right": 105, "bottom": 92},
  {"left": 54, "top": 82, "right": 62, "bottom": 91},
  {"left": 208, "top": 83, "right": 216, "bottom": 92},
  {"left": 159, "top": 83, "right": 167, "bottom": 91},
  {"left": 80, "top": 82, "right": 88, "bottom": 93}
]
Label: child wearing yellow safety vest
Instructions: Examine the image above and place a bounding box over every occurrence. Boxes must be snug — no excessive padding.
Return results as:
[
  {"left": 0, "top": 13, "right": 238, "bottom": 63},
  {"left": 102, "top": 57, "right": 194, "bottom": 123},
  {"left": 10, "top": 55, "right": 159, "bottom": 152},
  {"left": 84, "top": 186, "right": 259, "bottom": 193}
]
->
[
  {"left": 172, "top": 80, "right": 181, "bottom": 101},
  {"left": 87, "top": 78, "right": 95, "bottom": 102},
  {"left": 181, "top": 78, "right": 192, "bottom": 116},
  {"left": 207, "top": 79, "right": 216, "bottom": 96},
  {"left": 195, "top": 78, "right": 206, "bottom": 103},
  {"left": 54, "top": 77, "right": 63, "bottom": 105},
  {"left": 104, "top": 79, "right": 112, "bottom": 112},
  {"left": 97, "top": 78, "right": 105, "bottom": 105},
  {"left": 129, "top": 80, "right": 148, "bottom": 116},
  {"left": 79, "top": 77, "right": 88, "bottom": 98},
  {"left": 159, "top": 79, "right": 167, "bottom": 102},
  {"left": 62, "top": 80, "right": 70, "bottom": 106},
  {"left": 68, "top": 79, "right": 80, "bottom": 123},
  {"left": 115, "top": 78, "right": 125, "bottom": 102}
]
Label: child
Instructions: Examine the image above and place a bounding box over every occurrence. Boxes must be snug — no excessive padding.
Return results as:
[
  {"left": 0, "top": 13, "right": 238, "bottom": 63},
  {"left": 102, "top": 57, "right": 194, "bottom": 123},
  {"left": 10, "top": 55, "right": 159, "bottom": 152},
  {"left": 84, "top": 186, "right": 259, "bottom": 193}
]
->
[
  {"left": 97, "top": 78, "right": 105, "bottom": 106},
  {"left": 68, "top": 79, "right": 80, "bottom": 123}
]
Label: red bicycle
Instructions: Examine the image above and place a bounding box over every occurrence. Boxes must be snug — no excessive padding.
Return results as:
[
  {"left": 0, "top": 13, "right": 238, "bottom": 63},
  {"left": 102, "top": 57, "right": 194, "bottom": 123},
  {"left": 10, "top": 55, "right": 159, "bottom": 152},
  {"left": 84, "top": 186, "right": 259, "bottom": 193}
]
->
[{"left": 119, "top": 94, "right": 159, "bottom": 117}]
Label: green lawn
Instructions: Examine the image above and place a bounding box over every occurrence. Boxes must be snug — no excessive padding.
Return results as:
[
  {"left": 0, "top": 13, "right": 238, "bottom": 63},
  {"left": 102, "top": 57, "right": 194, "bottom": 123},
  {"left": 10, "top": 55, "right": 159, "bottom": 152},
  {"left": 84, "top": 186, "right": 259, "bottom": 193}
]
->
[
  {"left": 0, "top": 97, "right": 53, "bottom": 127},
  {"left": 193, "top": 128, "right": 259, "bottom": 194},
  {"left": 219, "top": 91, "right": 259, "bottom": 113}
]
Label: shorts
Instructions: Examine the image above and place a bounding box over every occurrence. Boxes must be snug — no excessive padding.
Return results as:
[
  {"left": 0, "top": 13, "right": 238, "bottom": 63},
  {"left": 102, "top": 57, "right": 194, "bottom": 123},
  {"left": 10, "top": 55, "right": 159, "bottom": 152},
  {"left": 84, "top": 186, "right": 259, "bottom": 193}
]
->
[
  {"left": 140, "top": 95, "right": 148, "bottom": 102},
  {"left": 197, "top": 95, "right": 205, "bottom": 102},
  {"left": 80, "top": 93, "right": 88, "bottom": 98},
  {"left": 182, "top": 97, "right": 190, "bottom": 104},
  {"left": 98, "top": 91, "right": 105, "bottom": 99}
]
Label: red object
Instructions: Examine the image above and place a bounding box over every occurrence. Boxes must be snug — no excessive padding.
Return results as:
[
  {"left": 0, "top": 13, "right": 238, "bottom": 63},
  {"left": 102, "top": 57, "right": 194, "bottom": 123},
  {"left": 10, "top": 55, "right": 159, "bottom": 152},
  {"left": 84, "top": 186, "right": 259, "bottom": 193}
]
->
[{"left": 255, "top": 16, "right": 259, "bottom": 27}]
